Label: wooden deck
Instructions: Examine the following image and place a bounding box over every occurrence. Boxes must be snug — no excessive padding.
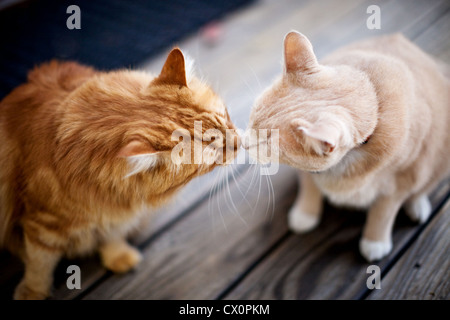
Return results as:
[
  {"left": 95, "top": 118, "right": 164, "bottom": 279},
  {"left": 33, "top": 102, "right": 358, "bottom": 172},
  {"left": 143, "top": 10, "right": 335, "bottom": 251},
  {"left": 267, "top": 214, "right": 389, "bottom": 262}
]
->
[{"left": 1, "top": 0, "right": 449, "bottom": 300}]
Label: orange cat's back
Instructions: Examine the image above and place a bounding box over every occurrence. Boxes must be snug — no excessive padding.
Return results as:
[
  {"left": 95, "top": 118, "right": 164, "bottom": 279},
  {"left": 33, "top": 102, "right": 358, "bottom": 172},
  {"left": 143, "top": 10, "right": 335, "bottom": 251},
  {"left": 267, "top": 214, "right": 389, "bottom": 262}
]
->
[
  {"left": 0, "top": 60, "right": 97, "bottom": 142},
  {"left": 0, "top": 61, "right": 97, "bottom": 249}
]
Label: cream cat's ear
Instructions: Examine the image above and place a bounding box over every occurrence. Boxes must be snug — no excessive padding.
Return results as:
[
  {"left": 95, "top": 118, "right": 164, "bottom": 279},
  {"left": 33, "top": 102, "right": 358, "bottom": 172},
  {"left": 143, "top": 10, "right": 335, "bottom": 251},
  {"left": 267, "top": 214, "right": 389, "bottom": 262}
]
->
[
  {"left": 284, "top": 31, "right": 318, "bottom": 73},
  {"left": 153, "top": 47, "right": 187, "bottom": 87},
  {"left": 290, "top": 119, "right": 337, "bottom": 155}
]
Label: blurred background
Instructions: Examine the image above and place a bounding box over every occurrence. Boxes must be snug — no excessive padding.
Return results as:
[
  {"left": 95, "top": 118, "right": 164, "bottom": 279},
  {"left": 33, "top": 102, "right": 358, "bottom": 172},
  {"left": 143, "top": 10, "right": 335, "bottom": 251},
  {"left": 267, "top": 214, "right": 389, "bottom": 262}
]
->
[
  {"left": 0, "top": 0, "right": 253, "bottom": 99},
  {"left": 0, "top": 0, "right": 448, "bottom": 300}
]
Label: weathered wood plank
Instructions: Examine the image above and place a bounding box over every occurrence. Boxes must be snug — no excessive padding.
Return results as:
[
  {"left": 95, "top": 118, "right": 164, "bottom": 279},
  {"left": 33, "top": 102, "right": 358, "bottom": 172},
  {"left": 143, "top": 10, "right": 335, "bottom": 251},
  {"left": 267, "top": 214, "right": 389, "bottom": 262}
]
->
[
  {"left": 414, "top": 9, "right": 450, "bottom": 61},
  {"left": 81, "top": 166, "right": 295, "bottom": 299},
  {"left": 139, "top": 0, "right": 312, "bottom": 76},
  {"left": 311, "top": 0, "right": 449, "bottom": 58},
  {"left": 366, "top": 199, "right": 449, "bottom": 300},
  {"left": 224, "top": 179, "right": 450, "bottom": 300},
  {"left": 83, "top": 166, "right": 355, "bottom": 299}
]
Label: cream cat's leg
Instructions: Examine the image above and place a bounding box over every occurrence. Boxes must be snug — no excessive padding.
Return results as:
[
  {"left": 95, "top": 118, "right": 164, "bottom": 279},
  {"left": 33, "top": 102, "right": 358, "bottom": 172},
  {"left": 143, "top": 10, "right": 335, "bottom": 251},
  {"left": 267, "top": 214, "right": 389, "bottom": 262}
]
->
[
  {"left": 99, "top": 238, "right": 142, "bottom": 273},
  {"left": 404, "top": 194, "right": 432, "bottom": 223},
  {"left": 360, "top": 195, "right": 403, "bottom": 262},
  {"left": 288, "top": 171, "right": 323, "bottom": 233},
  {"left": 14, "top": 234, "right": 62, "bottom": 300}
]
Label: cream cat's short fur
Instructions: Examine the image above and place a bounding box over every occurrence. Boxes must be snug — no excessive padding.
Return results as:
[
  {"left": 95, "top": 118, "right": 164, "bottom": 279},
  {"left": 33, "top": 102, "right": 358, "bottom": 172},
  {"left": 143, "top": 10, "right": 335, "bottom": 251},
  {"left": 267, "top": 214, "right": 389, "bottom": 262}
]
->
[{"left": 244, "top": 31, "right": 450, "bottom": 261}]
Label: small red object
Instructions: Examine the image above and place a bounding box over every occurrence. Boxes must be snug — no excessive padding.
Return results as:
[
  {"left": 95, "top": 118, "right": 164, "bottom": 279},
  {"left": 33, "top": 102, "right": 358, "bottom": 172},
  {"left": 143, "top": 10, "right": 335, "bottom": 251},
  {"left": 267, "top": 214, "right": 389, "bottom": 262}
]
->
[{"left": 201, "top": 21, "right": 223, "bottom": 46}]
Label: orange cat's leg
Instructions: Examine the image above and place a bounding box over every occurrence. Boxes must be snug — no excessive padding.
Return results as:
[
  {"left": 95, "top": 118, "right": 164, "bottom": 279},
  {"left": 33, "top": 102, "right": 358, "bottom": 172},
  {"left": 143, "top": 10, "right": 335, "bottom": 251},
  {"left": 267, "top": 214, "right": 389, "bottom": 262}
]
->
[
  {"left": 14, "top": 232, "right": 62, "bottom": 300},
  {"left": 99, "top": 238, "right": 142, "bottom": 273},
  {"left": 360, "top": 195, "right": 404, "bottom": 262},
  {"left": 288, "top": 171, "right": 323, "bottom": 233}
]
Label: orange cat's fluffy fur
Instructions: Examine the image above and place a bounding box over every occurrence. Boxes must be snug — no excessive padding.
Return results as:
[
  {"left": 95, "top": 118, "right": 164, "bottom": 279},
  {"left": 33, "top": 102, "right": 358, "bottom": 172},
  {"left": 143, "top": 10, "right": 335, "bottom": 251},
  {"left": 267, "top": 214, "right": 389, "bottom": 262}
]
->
[
  {"left": 0, "top": 48, "right": 239, "bottom": 299},
  {"left": 244, "top": 31, "right": 449, "bottom": 262}
]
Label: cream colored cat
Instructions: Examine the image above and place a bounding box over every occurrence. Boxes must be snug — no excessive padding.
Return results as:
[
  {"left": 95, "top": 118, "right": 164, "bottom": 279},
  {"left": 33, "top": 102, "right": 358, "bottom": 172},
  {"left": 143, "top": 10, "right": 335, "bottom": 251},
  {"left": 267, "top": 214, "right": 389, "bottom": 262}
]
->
[{"left": 244, "top": 31, "right": 450, "bottom": 261}]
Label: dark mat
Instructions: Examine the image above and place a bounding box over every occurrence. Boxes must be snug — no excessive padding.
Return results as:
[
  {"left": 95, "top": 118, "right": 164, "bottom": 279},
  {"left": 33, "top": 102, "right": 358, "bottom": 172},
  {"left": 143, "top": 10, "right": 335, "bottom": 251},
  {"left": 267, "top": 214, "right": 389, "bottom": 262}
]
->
[{"left": 0, "top": 0, "right": 253, "bottom": 99}]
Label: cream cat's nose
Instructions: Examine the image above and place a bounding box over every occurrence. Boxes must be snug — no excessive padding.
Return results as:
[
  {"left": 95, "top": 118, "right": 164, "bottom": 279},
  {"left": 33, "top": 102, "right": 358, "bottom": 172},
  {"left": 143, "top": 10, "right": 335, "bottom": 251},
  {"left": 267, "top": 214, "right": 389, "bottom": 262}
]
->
[
  {"left": 225, "top": 128, "right": 242, "bottom": 153},
  {"left": 240, "top": 129, "right": 250, "bottom": 149}
]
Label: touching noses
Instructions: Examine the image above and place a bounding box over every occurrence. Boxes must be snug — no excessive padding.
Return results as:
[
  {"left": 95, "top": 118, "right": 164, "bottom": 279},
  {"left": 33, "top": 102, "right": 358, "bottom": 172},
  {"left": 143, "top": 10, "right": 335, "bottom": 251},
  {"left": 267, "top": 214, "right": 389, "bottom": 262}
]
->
[
  {"left": 240, "top": 129, "right": 250, "bottom": 150},
  {"left": 227, "top": 129, "right": 241, "bottom": 152}
]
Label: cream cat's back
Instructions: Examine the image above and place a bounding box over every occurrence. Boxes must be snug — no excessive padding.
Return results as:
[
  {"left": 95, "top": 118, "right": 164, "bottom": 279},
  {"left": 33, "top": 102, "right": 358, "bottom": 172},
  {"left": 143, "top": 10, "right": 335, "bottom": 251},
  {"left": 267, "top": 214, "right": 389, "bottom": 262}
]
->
[
  {"left": 326, "top": 33, "right": 450, "bottom": 131},
  {"left": 318, "top": 34, "right": 450, "bottom": 204},
  {"left": 372, "top": 36, "right": 450, "bottom": 185}
]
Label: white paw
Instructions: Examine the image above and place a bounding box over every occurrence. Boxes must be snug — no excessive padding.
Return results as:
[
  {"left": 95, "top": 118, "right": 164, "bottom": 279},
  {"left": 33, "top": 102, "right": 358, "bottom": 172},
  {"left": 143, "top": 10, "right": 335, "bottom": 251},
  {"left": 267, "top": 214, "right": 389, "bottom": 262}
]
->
[
  {"left": 288, "top": 206, "right": 319, "bottom": 234},
  {"left": 405, "top": 195, "right": 431, "bottom": 223},
  {"left": 359, "top": 238, "right": 392, "bottom": 262}
]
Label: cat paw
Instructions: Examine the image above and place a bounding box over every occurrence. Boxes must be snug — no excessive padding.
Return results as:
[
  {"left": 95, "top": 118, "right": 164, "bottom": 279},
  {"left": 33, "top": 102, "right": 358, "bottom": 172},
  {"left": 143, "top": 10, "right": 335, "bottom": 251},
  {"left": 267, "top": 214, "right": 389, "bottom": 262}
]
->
[
  {"left": 359, "top": 238, "right": 392, "bottom": 262},
  {"left": 102, "top": 245, "right": 142, "bottom": 273},
  {"left": 405, "top": 195, "right": 431, "bottom": 224},
  {"left": 14, "top": 281, "right": 48, "bottom": 300},
  {"left": 288, "top": 206, "right": 320, "bottom": 233}
]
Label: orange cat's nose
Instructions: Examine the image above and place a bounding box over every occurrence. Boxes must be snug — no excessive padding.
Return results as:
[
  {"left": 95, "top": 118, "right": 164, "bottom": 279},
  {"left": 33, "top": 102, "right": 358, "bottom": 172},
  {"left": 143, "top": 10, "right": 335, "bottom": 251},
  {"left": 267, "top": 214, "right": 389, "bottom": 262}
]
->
[{"left": 221, "top": 128, "right": 241, "bottom": 165}]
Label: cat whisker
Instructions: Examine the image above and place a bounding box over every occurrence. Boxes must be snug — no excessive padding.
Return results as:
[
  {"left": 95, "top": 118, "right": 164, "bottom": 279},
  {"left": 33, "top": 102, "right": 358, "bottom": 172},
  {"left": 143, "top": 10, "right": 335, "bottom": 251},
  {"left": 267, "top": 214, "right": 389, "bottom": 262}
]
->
[
  {"left": 217, "top": 168, "right": 229, "bottom": 233},
  {"left": 209, "top": 170, "right": 220, "bottom": 230},
  {"left": 224, "top": 166, "right": 248, "bottom": 227},
  {"left": 229, "top": 164, "right": 253, "bottom": 210},
  {"left": 262, "top": 166, "right": 276, "bottom": 221},
  {"left": 246, "top": 64, "right": 263, "bottom": 92},
  {"left": 252, "top": 163, "right": 263, "bottom": 217},
  {"left": 241, "top": 162, "right": 260, "bottom": 213},
  {"left": 209, "top": 168, "right": 226, "bottom": 234},
  {"left": 242, "top": 158, "right": 260, "bottom": 201},
  {"left": 240, "top": 74, "right": 258, "bottom": 98}
]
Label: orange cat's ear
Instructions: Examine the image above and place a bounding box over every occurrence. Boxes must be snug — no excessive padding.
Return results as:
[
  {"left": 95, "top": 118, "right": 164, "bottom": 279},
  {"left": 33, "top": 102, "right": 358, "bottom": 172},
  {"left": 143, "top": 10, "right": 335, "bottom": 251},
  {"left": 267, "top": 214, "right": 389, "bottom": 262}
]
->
[
  {"left": 118, "top": 140, "right": 157, "bottom": 157},
  {"left": 153, "top": 48, "right": 187, "bottom": 87},
  {"left": 118, "top": 140, "right": 163, "bottom": 178},
  {"left": 290, "top": 119, "right": 336, "bottom": 155},
  {"left": 284, "top": 31, "right": 318, "bottom": 73}
]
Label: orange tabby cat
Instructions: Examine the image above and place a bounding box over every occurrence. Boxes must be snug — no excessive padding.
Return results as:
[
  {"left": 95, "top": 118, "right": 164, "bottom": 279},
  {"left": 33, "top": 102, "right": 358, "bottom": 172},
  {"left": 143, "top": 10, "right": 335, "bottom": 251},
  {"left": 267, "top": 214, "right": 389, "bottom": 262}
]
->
[
  {"left": 244, "top": 31, "right": 449, "bottom": 262},
  {"left": 0, "top": 48, "right": 239, "bottom": 299}
]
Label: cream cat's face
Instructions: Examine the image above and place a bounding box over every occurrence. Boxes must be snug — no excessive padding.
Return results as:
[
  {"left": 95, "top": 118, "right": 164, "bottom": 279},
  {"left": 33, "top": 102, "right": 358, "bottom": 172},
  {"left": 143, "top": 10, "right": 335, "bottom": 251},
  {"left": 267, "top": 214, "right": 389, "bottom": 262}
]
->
[{"left": 244, "top": 31, "right": 378, "bottom": 172}]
